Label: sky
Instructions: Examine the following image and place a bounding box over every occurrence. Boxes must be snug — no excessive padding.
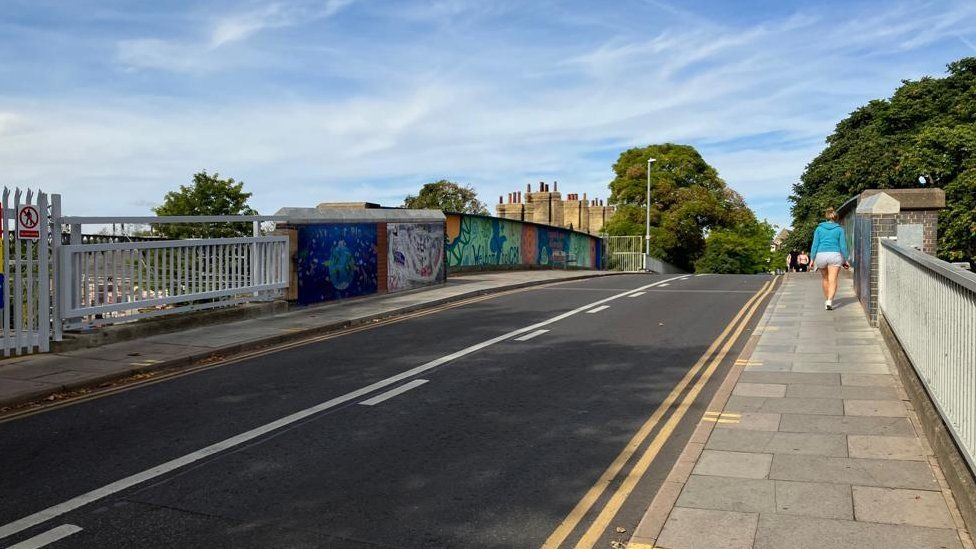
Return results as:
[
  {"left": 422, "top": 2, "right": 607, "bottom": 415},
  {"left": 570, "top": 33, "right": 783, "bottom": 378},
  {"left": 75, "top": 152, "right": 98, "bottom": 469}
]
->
[{"left": 2, "top": 0, "right": 975, "bottom": 229}]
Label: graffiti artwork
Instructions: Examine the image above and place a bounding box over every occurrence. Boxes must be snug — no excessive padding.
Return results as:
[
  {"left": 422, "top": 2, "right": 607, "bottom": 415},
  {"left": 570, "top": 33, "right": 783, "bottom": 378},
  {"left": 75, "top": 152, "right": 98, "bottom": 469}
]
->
[
  {"left": 446, "top": 213, "right": 600, "bottom": 270},
  {"left": 296, "top": 224, "right": 378, "bottom": 305},
  {"left": 446, "top": 215, "right": 521, "bottom": 267},
  {"left": 388, "top": 223, "right": 446, "bottom": 291}
]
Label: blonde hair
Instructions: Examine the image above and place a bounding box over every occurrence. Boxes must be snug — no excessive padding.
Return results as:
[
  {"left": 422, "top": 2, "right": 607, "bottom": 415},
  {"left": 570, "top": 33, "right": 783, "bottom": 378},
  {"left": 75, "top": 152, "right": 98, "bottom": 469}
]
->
[{"left": 825, "top": 208, "right": 838, "bottom": 221}]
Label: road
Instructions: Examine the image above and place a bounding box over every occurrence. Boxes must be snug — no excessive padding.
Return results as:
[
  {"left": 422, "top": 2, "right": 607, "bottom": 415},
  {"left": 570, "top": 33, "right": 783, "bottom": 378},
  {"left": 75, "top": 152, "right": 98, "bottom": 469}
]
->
[{"left": 0, "top": 273, "right": 773, "bottom": 548}]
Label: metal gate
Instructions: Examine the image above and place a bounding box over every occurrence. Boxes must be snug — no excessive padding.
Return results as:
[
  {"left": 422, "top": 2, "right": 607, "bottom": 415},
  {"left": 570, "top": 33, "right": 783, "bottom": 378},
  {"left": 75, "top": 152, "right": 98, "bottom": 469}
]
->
[
  {"left": 2, "top": 187, "right": 55, "bottom": 356},
  {"left": 604, "top": 236, "right": 645, "bottom": 271}
]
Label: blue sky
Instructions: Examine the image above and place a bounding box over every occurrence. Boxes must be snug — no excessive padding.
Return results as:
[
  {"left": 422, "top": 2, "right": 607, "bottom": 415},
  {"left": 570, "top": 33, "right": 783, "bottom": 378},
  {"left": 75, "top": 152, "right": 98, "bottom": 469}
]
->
[{"left": 2, "top": 0, "right": 975, "bottom": 229}]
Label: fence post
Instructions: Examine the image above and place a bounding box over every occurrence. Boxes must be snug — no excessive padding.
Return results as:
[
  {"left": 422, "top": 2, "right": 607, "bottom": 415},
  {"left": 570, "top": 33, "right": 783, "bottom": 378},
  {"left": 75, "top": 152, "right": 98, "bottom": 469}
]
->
[
  {"left": 252, "top": 221, "right": 261, "bottom": 298},
  {"left": 37, "top": 192, "right": 50, "bottom": 352},
  {"left": 2, "top": 188, "right": 9, "bottom": 356},
  {"left": 51, "top": 194, "right": 63, "bottom": 342}
]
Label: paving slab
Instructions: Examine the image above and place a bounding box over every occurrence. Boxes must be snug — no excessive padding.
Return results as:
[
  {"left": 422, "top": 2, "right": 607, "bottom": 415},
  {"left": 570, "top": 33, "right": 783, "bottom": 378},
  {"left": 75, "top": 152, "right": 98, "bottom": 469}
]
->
[
  {"left": 769, "top": 454, "right": 939, "bottom": 490},
  {"left": 732, "top": 383, "right": 787, "bottom": 398},
  {"left": 790, "top": 361, "right": 890, "bottom": 374},
  {"left": 657, "top": 507, "right": 759, "bottom": 549},
  {"left": 713, "top": 411, "right": 781, "bottom": 432},
  {"left": 754, "top": 514, "right": 963, "bottom": 549},
  {"left": 707, "top": 430, "right": 848, "bottom": 457},
  {"left": 853, "top": 486, "right": 955, "bottom": 529},
  {"left": 739, "top": 371, "right": 840, "bottom": 386},
  {"left": 676, "top": 475, "right": 775, "bottom": 513},
  {"left": 778, "top": 414, "right": 915, "bottom": 436},
  {"left": 775, "top": 480, "right": 854, "bottom": 519},
  {"left": 725, "top": 395, "right": 844, "bottom": 416},
  {"left": 841, "top": 373, "right": 897, "bottom": 387},
  {"left": 694, "top": 450, "right": 773, "bottom": 479},
  {"left": 844, "top": 399, "right": 908, "bottom": 417},
  {"left": 848, "top": 435, "right": 927, "bottom": 461},
  {"left": 787, "top": 384, "right": 900, "bottom": 400}
]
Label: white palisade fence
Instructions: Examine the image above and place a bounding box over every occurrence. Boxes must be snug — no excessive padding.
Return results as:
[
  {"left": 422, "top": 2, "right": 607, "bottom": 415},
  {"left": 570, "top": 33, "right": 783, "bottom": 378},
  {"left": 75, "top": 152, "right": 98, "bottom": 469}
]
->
[
  {"left": 879, "top": 239, "right": 976, "bottom": 470},
  {"left": 1, "top": 188, "right": 53, "bottom": 355},
  {"left": 59, "top": 218, "right": 288, "bottom": 329}
]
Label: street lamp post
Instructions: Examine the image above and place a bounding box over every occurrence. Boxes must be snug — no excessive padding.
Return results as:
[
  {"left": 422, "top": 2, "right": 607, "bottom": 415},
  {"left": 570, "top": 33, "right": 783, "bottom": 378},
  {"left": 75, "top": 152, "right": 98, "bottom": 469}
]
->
[{"left": 645, "top": 157, "right": 656, "bottom": 271}]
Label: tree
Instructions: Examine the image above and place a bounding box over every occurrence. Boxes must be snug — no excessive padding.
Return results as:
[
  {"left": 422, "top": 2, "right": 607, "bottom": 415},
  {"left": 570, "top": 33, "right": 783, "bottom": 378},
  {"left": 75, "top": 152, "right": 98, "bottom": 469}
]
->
[
  {"left": 696, "top": 219, "right": 775, "bottom": 274},
  {"left": 787, "top": 57, "right": 976, "bottom": 267},
  {"left": 403, "top": 180, "right": 488, "bottom": 214},
  {"left": 152, "top": 171, "right": 257, "bottom": 238},
  {"left": 603, "top": 143, "right": 755, "bottom": 270}
]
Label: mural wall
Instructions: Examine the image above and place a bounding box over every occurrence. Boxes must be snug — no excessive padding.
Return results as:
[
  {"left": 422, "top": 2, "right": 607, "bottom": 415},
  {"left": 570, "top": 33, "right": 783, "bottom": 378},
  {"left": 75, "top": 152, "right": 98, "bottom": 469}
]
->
[
  {"left": 446, "top": 213, "right": 600, "bottom": 270},
  {"left": 388, "top": 223, "right": 446, "bottom": 291},
  {"left": 296, "top": 224, "right": 378, "bottom": 305}
]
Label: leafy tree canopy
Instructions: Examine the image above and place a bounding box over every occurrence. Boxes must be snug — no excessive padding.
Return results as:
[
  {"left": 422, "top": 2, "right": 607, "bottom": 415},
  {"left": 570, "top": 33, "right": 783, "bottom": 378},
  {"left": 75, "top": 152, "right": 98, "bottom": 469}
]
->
[
  {"left": 403, "top": 180, "right": 488, "bottom": 214},
  {"left": 152, "top": 171, "right": 257, "bottom": 238},
  {"left": 787, "top": 57, "right": 976, "bottom": 266},
  {"left": 603, "top": 143, "right": 757, "bottom": 270},
  {"left": 695, "top": 220, "right": 776, "bottom": 274}
]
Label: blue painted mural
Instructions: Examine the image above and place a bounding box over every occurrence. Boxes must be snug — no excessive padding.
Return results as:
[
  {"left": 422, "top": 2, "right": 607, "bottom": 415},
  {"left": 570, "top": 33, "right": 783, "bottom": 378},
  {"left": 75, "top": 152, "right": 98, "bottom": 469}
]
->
[{"left": 297, "top": 224, "right": 378, "bottom": 305}]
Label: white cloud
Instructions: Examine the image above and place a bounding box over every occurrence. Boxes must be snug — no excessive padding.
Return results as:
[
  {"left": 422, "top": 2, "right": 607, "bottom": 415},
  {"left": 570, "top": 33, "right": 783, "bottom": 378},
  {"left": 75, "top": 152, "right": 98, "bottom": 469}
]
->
[{"left": 116, "top": 0, "right": 354, "bottom": 72}]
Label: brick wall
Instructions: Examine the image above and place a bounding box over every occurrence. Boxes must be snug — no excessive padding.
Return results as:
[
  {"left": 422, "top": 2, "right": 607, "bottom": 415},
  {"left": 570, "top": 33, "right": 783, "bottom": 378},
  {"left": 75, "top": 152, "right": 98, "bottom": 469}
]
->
[{"left": 895, "top": 210, "right": 939, "bottom": 255}]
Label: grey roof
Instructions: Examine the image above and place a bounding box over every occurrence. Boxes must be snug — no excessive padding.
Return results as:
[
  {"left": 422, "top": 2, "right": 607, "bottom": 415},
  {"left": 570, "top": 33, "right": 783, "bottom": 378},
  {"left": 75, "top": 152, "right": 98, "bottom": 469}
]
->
[{"left": 274, "top": 207, "right": 445, "bottom": 224}]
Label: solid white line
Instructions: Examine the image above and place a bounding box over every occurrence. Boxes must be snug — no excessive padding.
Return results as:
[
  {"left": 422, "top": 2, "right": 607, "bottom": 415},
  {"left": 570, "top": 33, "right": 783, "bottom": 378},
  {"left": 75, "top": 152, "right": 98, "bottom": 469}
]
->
[
  {"left": 658, "top": 283, "right": 670, "bottom": 287},
  {"left": 7, "top": 524, "right": 82, "bottom": 549},
  {"left": 359, "top": 379, "right": 428, "bottom": 406},
  {"left": 586, "top": 305, "right": 610, "bottom": 314},
  {"left": 0, "top": 274, "right": 685, "bottom": 541},
  {"left": 628, "top": 292, "right": 646, "bottom": 297},
  {"left": 514, "top": 329, "right": 549, "bottom": 341}
]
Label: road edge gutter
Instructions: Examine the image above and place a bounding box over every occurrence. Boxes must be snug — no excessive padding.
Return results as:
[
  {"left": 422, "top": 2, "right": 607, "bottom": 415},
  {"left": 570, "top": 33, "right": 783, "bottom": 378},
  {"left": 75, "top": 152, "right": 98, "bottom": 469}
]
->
[
  {"left": 0, "top": 272, "right": 623, "bottom": 414},
  {"left": 626, "top": 275, "right": 783, "bottom": 549}
]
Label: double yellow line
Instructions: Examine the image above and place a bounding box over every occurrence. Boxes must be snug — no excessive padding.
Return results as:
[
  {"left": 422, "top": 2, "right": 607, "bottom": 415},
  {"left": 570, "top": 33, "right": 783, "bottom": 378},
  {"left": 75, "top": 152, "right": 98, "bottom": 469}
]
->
[{"left": 542, "top": 277, "right": 778, "bottom": 549}]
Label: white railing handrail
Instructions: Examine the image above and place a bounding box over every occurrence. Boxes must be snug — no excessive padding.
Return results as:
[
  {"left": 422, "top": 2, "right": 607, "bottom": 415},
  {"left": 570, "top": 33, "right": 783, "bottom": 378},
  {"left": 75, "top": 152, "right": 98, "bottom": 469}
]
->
[
  {"left": 62, "top": 235, "right": 286, "bottom": 253},
  {"left": 61, "top": 215, "right": 286, "bottom": 225},
  {"left": 880, "top": 239, "right": 976, "bottom": 292},
  {"left": 879, "top": 239, "right": 976, "bottom": 473}
]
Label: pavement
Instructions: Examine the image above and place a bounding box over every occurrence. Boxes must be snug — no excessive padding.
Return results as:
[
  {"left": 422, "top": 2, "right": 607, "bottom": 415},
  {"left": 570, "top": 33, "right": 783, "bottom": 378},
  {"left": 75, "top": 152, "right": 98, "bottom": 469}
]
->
[
  {"left": 631, "top": 273, "right": 975, "bottom": 549},
  {"left": 0, "top": 270, "right": 611, "bottom": 411},
  {"left": 0, "top": 272, "right": 772, "bottom": 548}
]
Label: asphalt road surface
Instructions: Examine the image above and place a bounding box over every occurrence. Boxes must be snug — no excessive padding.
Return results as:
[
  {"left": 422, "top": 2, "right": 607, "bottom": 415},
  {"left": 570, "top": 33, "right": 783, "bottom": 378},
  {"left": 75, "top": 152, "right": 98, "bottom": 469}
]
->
[{"left": 0, "top": 273, "right": 773, "bottom": 548}]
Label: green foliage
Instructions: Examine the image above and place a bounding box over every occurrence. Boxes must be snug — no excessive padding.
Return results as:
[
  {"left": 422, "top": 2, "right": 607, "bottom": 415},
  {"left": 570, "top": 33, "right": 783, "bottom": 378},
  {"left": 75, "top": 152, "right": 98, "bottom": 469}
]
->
[
  {"left": 788, "top": 57, "right": 976, "bottom": 266},
  {"left": 940, "top": 169, "right": 976, "bottom": 264},
  {"left": 152, "top": 171, "right": 257, "bottom": 238},
  {"left": 604, "top": 143, "right": 755, "bottom": 270},
  {"left": 696, "top": 220, "right": 776, "bottom": 274},
  {"left": 404, "top": 180, "right": 488, "bottom": 214}
]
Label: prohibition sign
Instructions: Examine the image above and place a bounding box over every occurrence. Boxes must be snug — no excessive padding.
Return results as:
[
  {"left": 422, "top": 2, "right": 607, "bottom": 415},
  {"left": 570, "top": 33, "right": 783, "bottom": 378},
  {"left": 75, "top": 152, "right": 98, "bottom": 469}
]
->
[{"left": 18, "top": 204, "right": 40, "bottom": 240}]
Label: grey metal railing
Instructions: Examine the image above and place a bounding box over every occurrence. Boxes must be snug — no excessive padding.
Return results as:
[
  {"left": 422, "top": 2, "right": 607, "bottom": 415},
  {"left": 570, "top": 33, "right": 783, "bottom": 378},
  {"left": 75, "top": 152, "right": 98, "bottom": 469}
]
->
[{"left": 879, "top": 239, "right": 976, "bottom": 470}]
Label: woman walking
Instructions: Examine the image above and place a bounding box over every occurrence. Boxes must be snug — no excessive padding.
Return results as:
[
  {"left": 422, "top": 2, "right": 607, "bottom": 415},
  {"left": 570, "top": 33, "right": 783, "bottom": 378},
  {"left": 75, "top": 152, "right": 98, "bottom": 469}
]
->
[{"left": 810, "top": 208, "right": 850, "bottom": 310}]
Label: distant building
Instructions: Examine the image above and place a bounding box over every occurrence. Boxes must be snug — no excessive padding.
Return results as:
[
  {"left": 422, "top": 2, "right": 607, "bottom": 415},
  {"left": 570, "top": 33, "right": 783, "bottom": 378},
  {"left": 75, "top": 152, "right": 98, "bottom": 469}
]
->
[
  {"left": 495, "top": 181, "right": 615, "bottom": 235},
  {"left": 771, "top": 228, "right": 791, "bottom": 251}
]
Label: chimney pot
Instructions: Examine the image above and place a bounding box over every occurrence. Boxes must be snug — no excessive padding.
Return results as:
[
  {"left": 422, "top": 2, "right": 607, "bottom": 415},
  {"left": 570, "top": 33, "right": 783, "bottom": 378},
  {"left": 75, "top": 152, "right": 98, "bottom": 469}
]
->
[
  {"left": 554, "top": 181, "right": 558, "bottom": 192},
  {"left": 499, "top": 196, "right": 503, "bottom": 204}
]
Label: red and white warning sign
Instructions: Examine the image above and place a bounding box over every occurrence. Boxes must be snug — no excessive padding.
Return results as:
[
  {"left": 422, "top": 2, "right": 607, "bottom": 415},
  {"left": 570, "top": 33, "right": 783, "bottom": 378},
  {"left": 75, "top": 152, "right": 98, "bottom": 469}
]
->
[{"left": 17, "top": 204, "right": 40, "bottom": 240}]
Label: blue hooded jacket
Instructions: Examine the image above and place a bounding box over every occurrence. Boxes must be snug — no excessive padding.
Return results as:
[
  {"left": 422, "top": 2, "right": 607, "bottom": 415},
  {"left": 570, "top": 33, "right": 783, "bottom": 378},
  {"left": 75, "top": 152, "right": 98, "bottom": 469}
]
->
[{"left": 810, "top": 221, "right": 849, "bottom": 260}]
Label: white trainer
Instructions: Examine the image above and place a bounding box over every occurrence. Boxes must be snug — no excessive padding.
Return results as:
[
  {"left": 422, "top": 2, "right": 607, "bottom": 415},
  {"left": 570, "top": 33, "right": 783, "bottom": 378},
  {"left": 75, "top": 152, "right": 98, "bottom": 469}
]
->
[{"left": 825, "top": 300, "right": 833, "bottom": 311}]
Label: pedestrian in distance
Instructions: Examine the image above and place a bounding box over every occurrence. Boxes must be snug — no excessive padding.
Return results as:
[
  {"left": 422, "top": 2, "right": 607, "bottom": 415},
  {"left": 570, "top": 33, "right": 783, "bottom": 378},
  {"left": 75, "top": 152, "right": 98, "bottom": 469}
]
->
[
  {"left": 797, "top": 250, "right": 810, "bottom": 272},
  {"left": 787, "top": 249, "right": 800, "bottom": 273},
  {"left": 810, "top": 208, "right": 850, "bottom": 310}
]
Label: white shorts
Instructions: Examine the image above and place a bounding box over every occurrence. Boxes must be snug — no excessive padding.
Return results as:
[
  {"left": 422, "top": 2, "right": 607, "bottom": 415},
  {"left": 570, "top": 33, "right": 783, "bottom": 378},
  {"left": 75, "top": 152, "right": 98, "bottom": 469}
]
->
[{"left": 815, "top": 252, "right": 845, "bottom": 270}]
